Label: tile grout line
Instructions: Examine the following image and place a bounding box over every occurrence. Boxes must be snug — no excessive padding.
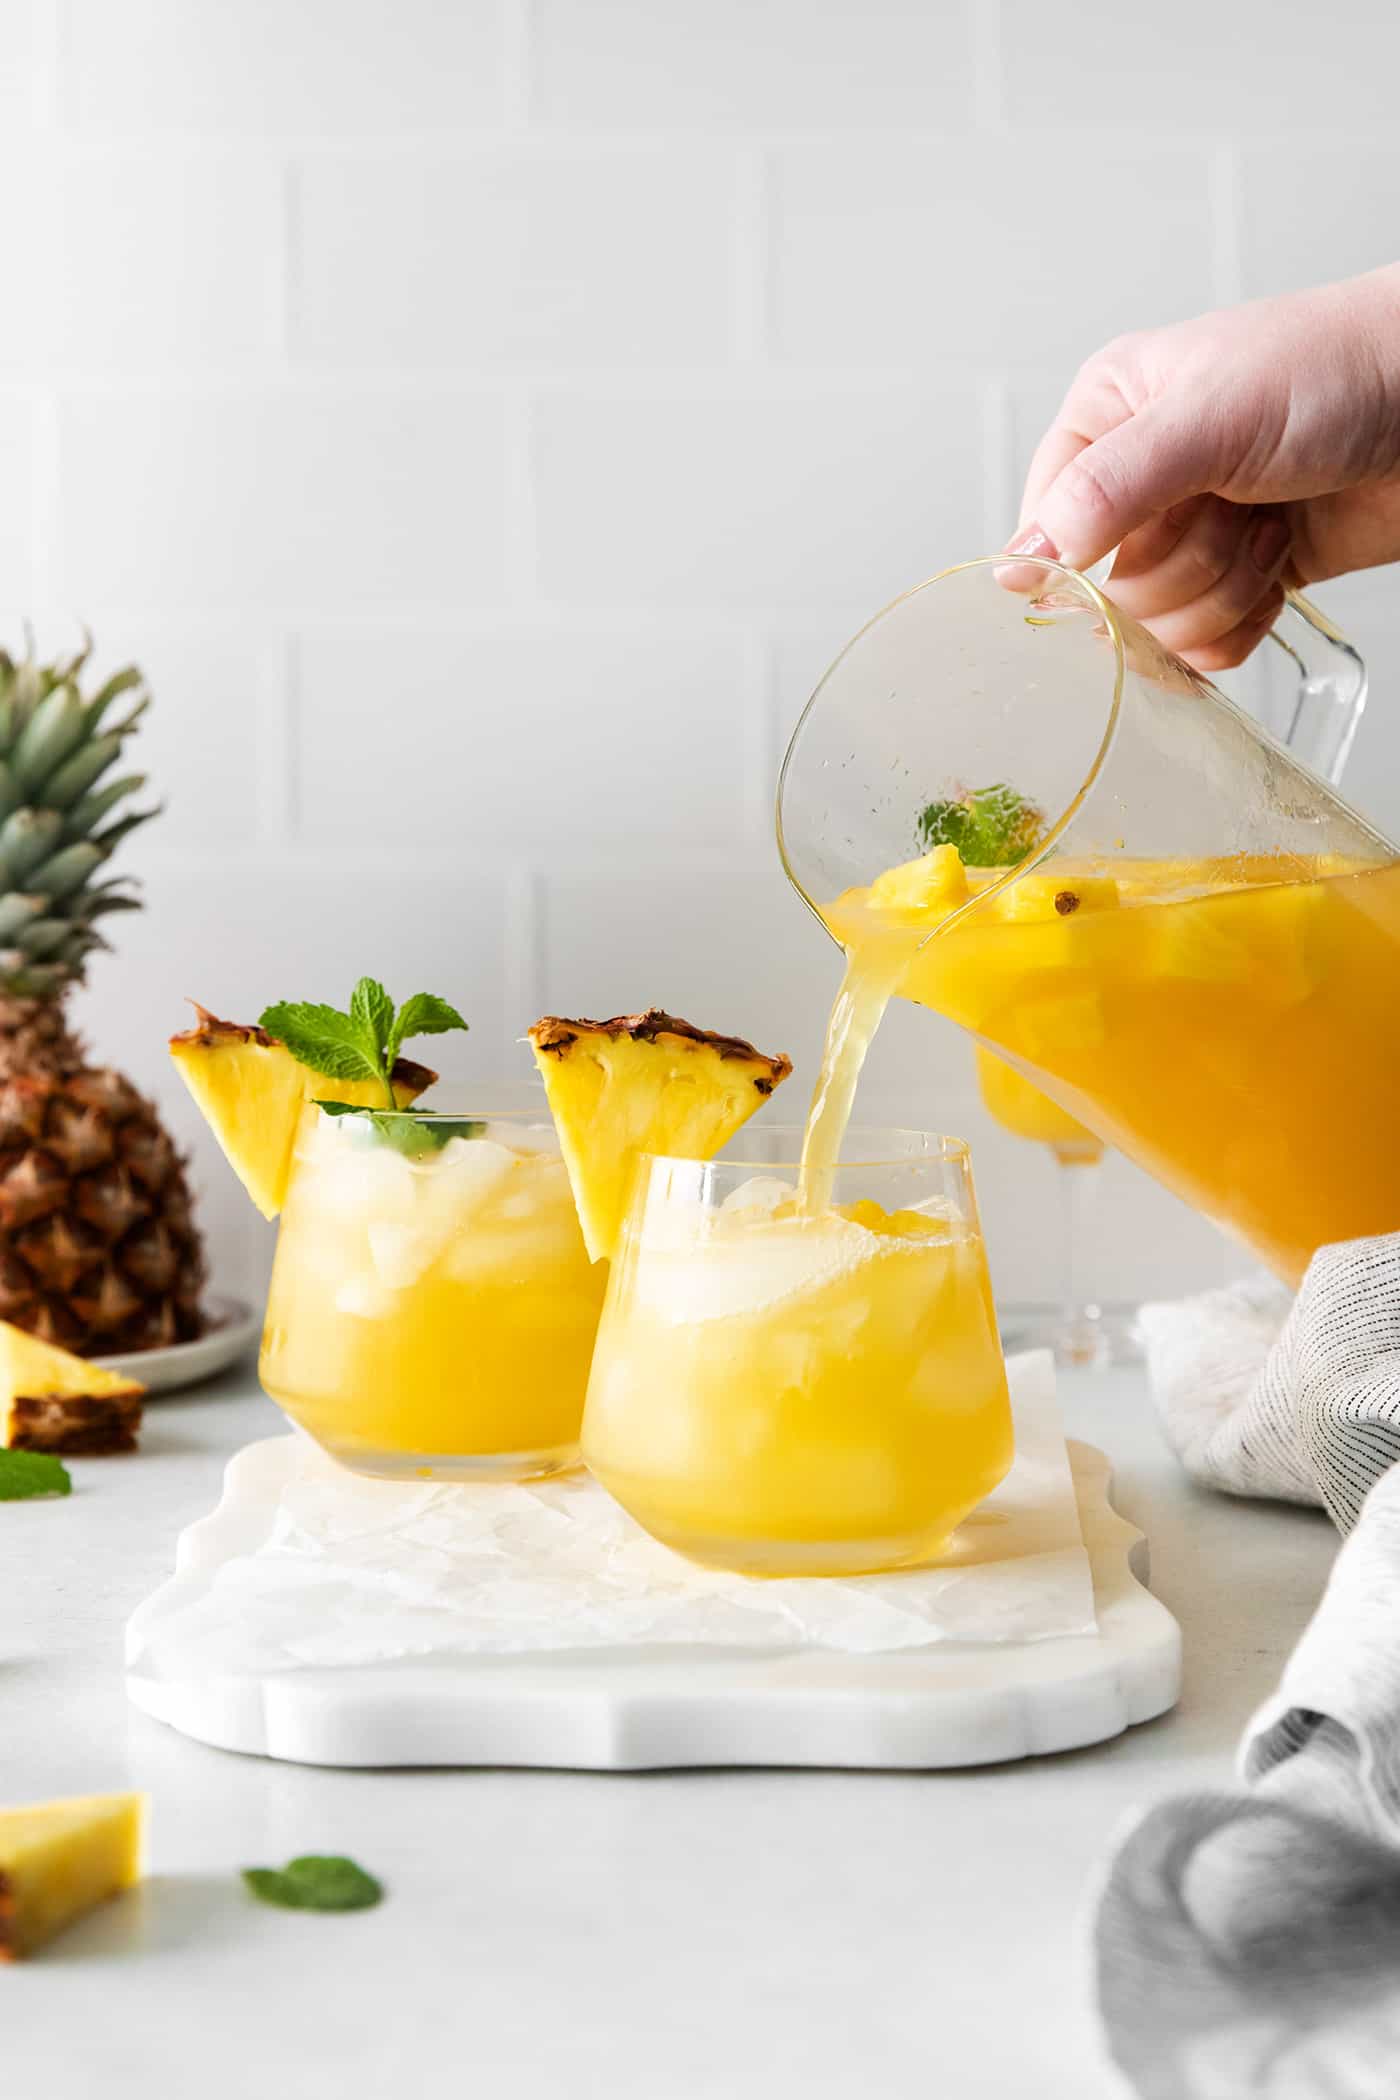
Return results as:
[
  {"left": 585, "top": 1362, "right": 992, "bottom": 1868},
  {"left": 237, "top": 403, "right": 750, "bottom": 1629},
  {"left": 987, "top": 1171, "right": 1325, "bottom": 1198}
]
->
[
  {"left": 501, "top": 0, "right": 532, "bottom": 133},
  {"left": 271, "top": 630, "right": 301, "bottom": 847},
  {"left": 731, "top": 145, "right": 772, "bottom": 365},
  {"left": 503, "top": 865, "right": 545, "bottom": 1039},
  {"left": 1209, "top": 143, "right": 1243, "bottom": 307},
  {"left": 981, "top": 373, "right": 1013, "bottom": 547},
  {"left": 279, "top": 157, "right": 301, "bottom": 362},
  {"left": 970, "top": 0, "right": 1006, "bottom": 133}
]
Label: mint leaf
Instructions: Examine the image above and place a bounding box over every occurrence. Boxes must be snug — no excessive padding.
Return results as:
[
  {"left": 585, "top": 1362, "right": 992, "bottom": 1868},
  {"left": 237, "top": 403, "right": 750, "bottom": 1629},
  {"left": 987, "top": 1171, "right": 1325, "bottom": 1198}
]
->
[
  {"left": 917, "top": 783, "right": 1044, "bottom": 867},
  {"left": 242, "top": 1855, "right": 383, "bottom": 1913},
  {"left": 350, "top": 977, "right": 394, "bottom": 1059},
  {"left": 260, "top": 1000, "right": 382, "bottom": 1085},
  {"left": 0, "top": 1449, "right": 72, "bottom": 1500},
  {"left": 386, "top": 992, "right": 467, "bottom": 1069},
  {"left": 314, "top": 1102, "right": 485, "bottom": 1158}
]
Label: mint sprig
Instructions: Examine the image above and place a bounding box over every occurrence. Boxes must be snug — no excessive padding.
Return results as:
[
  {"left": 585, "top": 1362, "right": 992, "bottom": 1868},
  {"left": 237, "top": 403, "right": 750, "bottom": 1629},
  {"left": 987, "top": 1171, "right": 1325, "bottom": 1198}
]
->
[
  {"left": 261, "top": 978, "right": 468, "bottom": 1110},
  {"left": 316, "top": 1102, "right": 486, "bottom": 1159},
  {"left": 242, "top": 1855, "right": 383, "bottom": 1913},
  {"left": 917, "top": 783, "right": 1044, "bottom": 868},
  {"left": 0, "top": 1449, "right": 72, "bottom": 1500}
]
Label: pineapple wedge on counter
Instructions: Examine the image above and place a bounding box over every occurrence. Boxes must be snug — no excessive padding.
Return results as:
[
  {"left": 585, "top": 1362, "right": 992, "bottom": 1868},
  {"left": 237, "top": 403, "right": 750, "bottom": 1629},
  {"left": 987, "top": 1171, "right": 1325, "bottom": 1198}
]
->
[
  {"left": 0, "top": 1794, "right": 145, "bottom": 1959},
  {"left": 169, "top": 1006, "right": 436, "bottom": 1219},
  {"left": 0, "top": 1320, "right": 145, "bottom": 1454},
  {"left": 528, "top": 1009, "right": 792, "bottom": 1262}
]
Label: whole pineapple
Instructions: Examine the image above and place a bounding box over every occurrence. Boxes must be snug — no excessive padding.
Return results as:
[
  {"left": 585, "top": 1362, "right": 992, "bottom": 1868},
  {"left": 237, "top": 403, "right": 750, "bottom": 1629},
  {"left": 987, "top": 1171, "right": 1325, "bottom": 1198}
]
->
[{"left": 0, "top": 636, "right": 204, "bottom": 1354}]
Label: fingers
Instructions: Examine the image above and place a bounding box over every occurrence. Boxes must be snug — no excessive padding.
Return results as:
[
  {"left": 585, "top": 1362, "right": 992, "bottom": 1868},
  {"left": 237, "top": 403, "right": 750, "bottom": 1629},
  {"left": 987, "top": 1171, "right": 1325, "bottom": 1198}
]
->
[
  {"left": 1019, "top": 403, "right": 1230, "bottom": 572},
  {"left": 1108, "top": 496, "right": 1284, "bottom": 624},
  {"left": 1130, "top": 505, "right": 1292, "bottom": 656},
  {"left": 1179, "top": 583, "right": 1287, "bottom": 673}
]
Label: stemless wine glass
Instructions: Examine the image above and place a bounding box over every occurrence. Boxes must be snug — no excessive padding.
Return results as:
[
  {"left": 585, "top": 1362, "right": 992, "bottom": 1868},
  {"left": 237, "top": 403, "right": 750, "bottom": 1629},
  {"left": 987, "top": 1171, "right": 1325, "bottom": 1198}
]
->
[
  {"left": 259, "top": 1102, "right": 607, "bottom": 1480},
  {"left": 581, "top": 1127, "right": 1012, "bottom": 1577}
]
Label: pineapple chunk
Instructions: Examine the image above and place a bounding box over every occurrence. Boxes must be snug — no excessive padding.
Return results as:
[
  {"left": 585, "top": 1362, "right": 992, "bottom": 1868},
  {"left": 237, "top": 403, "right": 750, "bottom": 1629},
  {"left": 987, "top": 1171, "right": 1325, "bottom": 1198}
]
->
[
  {"left": 169, "top": 1006, "right": 436, "bottom": 1220},
  {"left": 0, "top": 1322, "right": 145, "bottom": 1455},
  {"left": 868, "top": 843, "right": 969, "bottom": 919},
  {"left": 991, "top": 871, "right": 1120, "bottom": 922},
  {"left": 0, "top": 1794, "right": 145, "bottom": 1959},
  {"left": 528, "top": 1009, "right": 792, "bottom": 1262}
]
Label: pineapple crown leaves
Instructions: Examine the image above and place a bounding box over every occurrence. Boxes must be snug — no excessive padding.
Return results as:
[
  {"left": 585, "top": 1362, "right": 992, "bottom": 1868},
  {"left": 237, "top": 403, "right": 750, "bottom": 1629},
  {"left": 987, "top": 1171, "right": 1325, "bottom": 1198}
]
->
[
  {"left": 260, "top": 979, "right": 468, "bottom": 1111},
  {"left": 0, "top": 635, "right": 158, "bottom": 999}
]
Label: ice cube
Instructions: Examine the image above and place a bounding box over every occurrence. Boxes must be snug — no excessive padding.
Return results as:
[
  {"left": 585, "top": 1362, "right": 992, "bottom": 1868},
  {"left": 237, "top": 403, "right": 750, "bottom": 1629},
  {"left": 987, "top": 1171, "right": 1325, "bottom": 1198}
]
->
[
  {"left": 366, "top": 1220, "right": 442, "bottom": 1292},
  {"left": 719, "top": 1176, "right": 796, "bottom": 1217},
  {"left": 433, "top": 1135, "right": 518, "bottom": 1205},
  {"left": 637, "top": 1213, "right": 877, "bottom": 1324},
  {"left": 335, "top": 1273, "right": 397, "bottom": 1320}
]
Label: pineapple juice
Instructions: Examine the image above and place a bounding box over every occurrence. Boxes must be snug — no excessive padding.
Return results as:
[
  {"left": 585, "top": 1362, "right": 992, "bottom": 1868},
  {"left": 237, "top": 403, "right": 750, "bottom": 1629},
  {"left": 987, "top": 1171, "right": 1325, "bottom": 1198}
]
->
[
  {"left": 260, "top": 1110, "right": 607, "bottom": 1478},
  {"left": 582, "top": 1169, "right": 1011, "bottom": 1575},
  {"left": 825, "top": 853, "right": 1400, "bottom": 1286}
]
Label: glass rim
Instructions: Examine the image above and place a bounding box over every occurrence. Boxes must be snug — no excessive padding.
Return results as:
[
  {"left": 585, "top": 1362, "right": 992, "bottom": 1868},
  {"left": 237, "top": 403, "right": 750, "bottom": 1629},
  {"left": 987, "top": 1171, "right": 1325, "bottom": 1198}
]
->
[
  {"left": 311, "top": 1102, "right": 554, "bottom": 1125},
  {"left": 636, "top": 1125, "right": 971, "bottom": 1169},
  {"left": 774, "top": 551, "right": 1127, "bottom": 943}
]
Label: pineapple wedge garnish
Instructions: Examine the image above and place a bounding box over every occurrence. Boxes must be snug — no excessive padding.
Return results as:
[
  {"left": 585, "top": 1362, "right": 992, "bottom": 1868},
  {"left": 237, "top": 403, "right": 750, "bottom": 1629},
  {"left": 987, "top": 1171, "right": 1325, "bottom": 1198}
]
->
[
  {"left": 169, "top": 1006, "right": 436, "bottom": 1220},
  {"left": 528, "top": 1009, "right": 792, "bottom": 1262},
  {"left": 0, "top": 1322, "right": 145, "bottom": 1454},
  {"left": 0, "top": 1794, "right": 145, "bottom": 1959}
]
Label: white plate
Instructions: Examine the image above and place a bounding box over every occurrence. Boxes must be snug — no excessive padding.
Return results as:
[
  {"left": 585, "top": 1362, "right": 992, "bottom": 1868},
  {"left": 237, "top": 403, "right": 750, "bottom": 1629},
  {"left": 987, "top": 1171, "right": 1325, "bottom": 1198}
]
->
[{"left": 95, "top": 1292, "right": 261, "bottom": 1396}]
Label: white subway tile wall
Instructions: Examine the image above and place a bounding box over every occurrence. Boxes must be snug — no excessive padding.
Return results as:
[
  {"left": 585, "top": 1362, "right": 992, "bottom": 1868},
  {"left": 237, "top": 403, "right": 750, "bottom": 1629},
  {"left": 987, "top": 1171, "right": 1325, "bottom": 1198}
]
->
[{"left": 8, "top": 0, "right": 1394, "bottom": 1306}]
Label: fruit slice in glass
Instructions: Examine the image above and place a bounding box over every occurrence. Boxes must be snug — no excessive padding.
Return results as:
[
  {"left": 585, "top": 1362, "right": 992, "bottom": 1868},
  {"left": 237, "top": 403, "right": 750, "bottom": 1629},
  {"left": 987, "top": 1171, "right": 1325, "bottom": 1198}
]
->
[
  {"left": 581, "top": 1127, "right": 1012, "bottom": 1576},
  {"left": 259, "top": 1105, "right": 607, "bottom": 1480}
]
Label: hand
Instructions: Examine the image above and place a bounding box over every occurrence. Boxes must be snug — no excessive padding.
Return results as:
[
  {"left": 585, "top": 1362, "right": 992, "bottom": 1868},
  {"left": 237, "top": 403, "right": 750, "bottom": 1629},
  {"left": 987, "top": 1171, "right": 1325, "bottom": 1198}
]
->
[{"left": 1007, "top": 266, "right": 1400, "bottom": 669}]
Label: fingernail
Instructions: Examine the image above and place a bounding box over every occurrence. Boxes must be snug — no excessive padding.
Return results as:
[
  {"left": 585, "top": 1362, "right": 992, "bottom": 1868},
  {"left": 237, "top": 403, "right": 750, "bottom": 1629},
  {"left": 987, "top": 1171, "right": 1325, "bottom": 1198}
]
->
[
  {"left": 996, "top": 525, "right": 1062, "bottom": 593},
  {"left": 1003, "top": 524, "right": 1060, "bottom": 561},
  {"left": 1248, "top": 514, "right": 1290, "bottom": 573}
]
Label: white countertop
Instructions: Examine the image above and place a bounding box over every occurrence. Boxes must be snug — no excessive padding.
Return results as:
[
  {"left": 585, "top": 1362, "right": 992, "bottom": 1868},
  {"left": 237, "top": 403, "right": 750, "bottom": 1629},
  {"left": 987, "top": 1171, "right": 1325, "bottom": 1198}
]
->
[{"left": 5, "top": 1360, "right": 1338, "bottom": 2100}]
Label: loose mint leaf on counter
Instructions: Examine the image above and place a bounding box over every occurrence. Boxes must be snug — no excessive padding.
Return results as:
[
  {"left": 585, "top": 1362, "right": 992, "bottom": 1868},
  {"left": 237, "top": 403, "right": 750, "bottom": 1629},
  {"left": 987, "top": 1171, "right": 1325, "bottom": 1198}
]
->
[
  {"left": 242, "top": 1855, "right": 383, "bottom": 1913},
  {"left": 0, "top": 1449, "right": 72, "bottom": 1500},
  {"left": 917, "top": 783, "right": 1045, "bottom": 867}
]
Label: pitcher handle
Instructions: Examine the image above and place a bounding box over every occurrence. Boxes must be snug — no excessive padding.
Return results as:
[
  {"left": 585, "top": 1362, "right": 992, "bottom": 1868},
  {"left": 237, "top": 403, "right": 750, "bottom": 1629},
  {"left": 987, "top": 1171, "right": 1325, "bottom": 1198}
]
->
[{"left": 1268, "top": 589, "right": 1367, "bottom": 788}]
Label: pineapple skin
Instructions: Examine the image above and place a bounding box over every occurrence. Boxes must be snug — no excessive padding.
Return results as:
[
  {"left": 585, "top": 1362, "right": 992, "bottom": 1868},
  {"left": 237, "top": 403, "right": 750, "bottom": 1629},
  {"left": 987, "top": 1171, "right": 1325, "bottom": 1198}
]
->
[
  {"left": 528, "top": 1008, "right": 793, "bottom": 1263},
  {"left": 0, "top": 640, "right": 207, "bottom": 1356},
  {"left": 169, "top": 1006, "right": 438, "bottom": 1221}
]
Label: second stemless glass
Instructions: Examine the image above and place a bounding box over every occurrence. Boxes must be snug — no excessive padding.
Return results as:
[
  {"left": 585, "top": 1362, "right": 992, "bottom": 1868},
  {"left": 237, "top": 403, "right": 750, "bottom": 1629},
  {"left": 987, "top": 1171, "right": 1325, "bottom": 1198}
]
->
[
  {"left": 259, "top": 1104, "right": 607, "bottom": 1481},
  {"left": 581, "top": 1128, "right": 1013, "bottom": 1577}
]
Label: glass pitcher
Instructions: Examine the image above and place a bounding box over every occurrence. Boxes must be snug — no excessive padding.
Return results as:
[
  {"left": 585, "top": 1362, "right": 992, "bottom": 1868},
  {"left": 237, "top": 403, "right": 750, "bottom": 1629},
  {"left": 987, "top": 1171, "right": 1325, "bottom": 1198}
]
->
[{"left": 777, "top": 557, "right": 1394, "bottom": 1286}]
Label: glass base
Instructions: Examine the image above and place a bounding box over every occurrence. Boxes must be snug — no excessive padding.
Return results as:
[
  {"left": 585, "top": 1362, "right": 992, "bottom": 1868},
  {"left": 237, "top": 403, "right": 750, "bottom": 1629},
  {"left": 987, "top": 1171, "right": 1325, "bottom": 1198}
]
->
[
  {"left": 608, "top": 1519, "right": 958, "bottom": 1579},
  {"left": 998, "top": 1303, "right": 1142, "bottom": 1369},
  {"left": 315, "top": 1440, "right": 582, "bottom": 1484}
]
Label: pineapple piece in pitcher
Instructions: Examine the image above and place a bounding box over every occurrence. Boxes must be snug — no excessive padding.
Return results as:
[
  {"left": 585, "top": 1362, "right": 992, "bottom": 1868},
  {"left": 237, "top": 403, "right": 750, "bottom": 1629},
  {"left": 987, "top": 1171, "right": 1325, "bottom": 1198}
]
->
[
  {"left": 169, "top": 1007, "right": 435, "bottom": 1219},
  {"left": 868, "top": 843, "right": 969, "bottom": 919},
  {"left": 528, "top": 1010, "right": 792, "bottom": 1262}
]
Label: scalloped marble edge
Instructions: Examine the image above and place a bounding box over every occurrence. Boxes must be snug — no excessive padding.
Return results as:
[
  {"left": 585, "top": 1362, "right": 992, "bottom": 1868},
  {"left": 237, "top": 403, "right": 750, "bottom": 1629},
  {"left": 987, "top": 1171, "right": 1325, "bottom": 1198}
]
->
[{"left": 126, "top": 1436, "right": 1180, "bottom": 1771}]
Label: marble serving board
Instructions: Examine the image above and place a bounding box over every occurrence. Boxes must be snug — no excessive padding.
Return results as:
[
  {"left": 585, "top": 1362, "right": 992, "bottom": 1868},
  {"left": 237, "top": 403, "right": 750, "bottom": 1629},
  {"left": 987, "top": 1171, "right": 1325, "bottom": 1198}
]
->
[{"left": 126, "top": 1364, "right": 1180, "bottom": 1770}]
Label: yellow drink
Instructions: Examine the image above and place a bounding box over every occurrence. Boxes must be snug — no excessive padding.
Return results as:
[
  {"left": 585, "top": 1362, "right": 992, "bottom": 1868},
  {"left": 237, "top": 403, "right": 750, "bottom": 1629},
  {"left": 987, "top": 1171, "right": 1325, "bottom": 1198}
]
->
[
  {"left": 582, "top": 1147, "right": 1012, "bottom": 1576},
  {"left": 827, "top": 854, "right": 1400, "bottom": 1287},
  {"left": 260, "top": 1109, "right": 607, "bottom": 1479}
]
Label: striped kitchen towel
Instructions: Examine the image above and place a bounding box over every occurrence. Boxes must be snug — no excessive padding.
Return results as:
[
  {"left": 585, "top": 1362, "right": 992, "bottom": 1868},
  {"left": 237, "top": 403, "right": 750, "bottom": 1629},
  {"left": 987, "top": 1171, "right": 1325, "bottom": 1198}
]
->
[{"left": 1094, "top": 1232, "right": 1400, "bottom": 2099}]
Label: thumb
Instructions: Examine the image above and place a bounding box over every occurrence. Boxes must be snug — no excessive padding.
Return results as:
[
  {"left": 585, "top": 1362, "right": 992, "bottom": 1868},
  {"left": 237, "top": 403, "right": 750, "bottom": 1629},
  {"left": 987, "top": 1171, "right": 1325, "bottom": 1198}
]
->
[{"left": 1030, "top": 405, "right": 1228, "bottom": 571}]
